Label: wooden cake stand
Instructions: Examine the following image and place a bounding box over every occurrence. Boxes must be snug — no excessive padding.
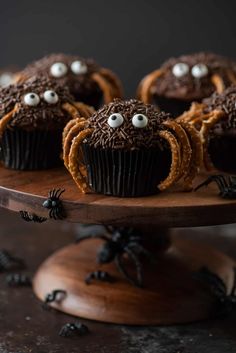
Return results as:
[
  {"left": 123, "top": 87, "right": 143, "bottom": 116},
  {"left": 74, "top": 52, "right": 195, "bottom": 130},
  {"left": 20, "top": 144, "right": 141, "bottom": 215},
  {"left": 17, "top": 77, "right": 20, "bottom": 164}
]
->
[{"left": 0, "top": 166, "right": 235, "bottom": 325}]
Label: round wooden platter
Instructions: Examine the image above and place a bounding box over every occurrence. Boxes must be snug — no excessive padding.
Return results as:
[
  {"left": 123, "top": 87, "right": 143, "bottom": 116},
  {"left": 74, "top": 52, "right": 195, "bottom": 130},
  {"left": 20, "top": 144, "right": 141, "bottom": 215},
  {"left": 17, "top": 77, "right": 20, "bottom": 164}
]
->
[{"left": 0, "top": 165, "right": 235, "bottom": 227}]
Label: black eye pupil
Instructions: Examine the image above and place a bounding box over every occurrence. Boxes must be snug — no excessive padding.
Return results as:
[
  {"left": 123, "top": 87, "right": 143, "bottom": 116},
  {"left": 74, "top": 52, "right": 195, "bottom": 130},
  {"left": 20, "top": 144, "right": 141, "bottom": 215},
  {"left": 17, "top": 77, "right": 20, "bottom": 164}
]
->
[
  {"left": 30, "top": 94, "right": 35, "bottom": 99},
  {"left": 50, "top": 92, "right": 55, "bottom": 97},
  {"left": 111, "top": 116, "right": 117, "bottom": 120},
  {"left": 137, "top": 115, "right": 143, "bottom": 120}
]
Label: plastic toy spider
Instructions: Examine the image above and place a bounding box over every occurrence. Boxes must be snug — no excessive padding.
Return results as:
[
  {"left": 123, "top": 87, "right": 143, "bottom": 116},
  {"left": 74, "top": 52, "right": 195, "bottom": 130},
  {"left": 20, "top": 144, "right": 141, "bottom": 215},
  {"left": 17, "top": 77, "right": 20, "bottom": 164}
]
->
[
  {"left": 196, "top": 267, "right": 236, "bottom": 317},
  {"left": 77, "top": 226, "right": 155, "bottom": 287},
  {"left": 85, "top": 270, "right": 113, "bottom": 285},
  {"left": 43, "top": 289, "right": 67, "bottom": 310},
  {"left": 0, "top": 250, "right": 25, "bottom": 272},
  {"left": 42, "top": 188, "right": 66, "bottom": 220},
  {"left": 6, "top": 273, "right": 32, "bottom": 287},
  {"left": 195, "top": 175, "right": 236, "bottom": 199},
  {"left": 59, "top": 321, "right": 89, "bottom": 337},
  {"left": 19, "top": 210, "right": 47, "bottom": 223}
]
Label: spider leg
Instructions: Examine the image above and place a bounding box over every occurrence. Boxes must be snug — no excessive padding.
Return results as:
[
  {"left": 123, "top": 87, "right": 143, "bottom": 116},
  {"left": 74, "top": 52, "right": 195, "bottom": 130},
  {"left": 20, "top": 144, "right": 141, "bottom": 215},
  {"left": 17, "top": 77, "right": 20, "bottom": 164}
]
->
[
  {"left": 115, "top": 254, "right": 138, "bottom": 287},
  {"left": 195, "top": 175, "right": 226, "bottom": 193},
  {"left": 125, "top": 248, "right": 143, "bottom": 287},
  {"left": 127, "top": 243, "right": 156, "bottom": 263},
  {"left": 55, "top": 188, "right": 65, "bottom": 199},
  {"left": 196, "top": 267, "right": 226, "bottom": 297},
  {"left": 49, "top": 188, "right": 55, "bottom": 198}
]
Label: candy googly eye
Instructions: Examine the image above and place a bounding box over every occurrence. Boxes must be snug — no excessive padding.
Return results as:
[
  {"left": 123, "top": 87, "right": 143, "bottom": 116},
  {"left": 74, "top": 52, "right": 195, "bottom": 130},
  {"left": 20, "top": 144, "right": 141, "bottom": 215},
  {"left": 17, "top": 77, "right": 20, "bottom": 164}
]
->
[
  {"left": 191, "top": 64, "right": 208, "bottom": 78},
  {"left": 71, "top": 61, "right": 88, "bottom": 75},
  {"left": 43, "top": 90, "right": 59, "bottom": 104},
  {"left": 172, "top": 63, "right": 189, "bottom": 78},
  {"left": 24, "top": 92, "right": 40, "bottom": 106},
  {"left": 108, "top": 113, "right": 124, "bottom": 128},
  {"left": 50, "top": 62, "right": 68, "bottom": 78},
  {"left": 0, "top": 73, "right": 13, "bottom": 87},
  {"left": 132, "top": 114, "right": 148, "bottom": 128}
]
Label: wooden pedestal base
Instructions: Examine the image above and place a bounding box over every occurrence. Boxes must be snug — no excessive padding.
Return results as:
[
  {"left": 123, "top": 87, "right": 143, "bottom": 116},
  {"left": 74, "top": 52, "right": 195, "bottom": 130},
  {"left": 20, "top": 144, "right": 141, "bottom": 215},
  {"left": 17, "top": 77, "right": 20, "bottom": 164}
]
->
[{"left": 33, "top": 234, "right": 235, "bottom": 325}]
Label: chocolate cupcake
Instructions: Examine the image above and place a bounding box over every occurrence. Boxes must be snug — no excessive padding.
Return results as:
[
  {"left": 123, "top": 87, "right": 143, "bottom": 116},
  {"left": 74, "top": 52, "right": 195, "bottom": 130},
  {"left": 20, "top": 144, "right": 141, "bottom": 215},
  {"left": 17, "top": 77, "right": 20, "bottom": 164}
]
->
[
  {"left": 17, "top": 54, "right": 123, "bottom": 109},
  {"left": 201, "top": 86, "right": 236, "bottom": 173},
  {"left": 63, "top": 99, "right": 198, "bottom": 197},
  {"left": 0, "top": 75, "right": 93, "bottom": 170},
  {"left": 137, "top": 52, "right": 236, "bottom": 117}
]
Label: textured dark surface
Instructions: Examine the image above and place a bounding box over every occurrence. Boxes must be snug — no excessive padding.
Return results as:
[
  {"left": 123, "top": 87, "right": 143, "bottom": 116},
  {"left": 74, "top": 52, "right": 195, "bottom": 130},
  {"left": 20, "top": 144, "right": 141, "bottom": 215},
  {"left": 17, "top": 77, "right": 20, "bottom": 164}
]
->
[{"left": 0, "top": 209, "right": 236, "bottom": 352}]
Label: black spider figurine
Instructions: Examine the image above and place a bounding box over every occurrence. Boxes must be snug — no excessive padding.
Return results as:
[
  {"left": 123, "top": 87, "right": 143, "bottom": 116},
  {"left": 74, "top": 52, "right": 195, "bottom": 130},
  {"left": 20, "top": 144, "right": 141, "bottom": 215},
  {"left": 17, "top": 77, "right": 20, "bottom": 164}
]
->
[
  {"left": 6, "top": 273, "right": 32, "bottom": 287},
  {"left": 42, "top": 188, "right": 66, "bottom": 220},
  {"left": 0, "top": 250, "right": 25, "bottom": 272},
  {"left": 196, "top": 266, "right": 236, "bottom": 317},
  {"left": 19, "top": 210, "right": 47, "bottom": 223},
  {"left": 76, "top": 226, "right": 155, "bottom": 287},
  {"left": 59, "top": 322, "right": 89, "bottom": 338},
  {"left": 85, "top": 270, "right": 113, "bottom": 285},
  {"left": 195, "top": 175, "right": 236, "bottom": 199},
  {"left": 43, "top": 289, "right": 67, "bottom": 310}
]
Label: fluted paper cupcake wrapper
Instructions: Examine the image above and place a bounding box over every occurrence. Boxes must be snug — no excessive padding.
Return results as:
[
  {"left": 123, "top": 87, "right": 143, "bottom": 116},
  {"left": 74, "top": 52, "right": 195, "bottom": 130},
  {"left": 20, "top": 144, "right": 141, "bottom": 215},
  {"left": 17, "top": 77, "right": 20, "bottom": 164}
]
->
[
  {"left": 0, "top": 128, "right": 63, "bottom": 170},
  {"left": 208, "top": 134, "right": 236, "bottom": 174},
  {"left": 82, "top": 144, "right": 171, "bottom": 197}
]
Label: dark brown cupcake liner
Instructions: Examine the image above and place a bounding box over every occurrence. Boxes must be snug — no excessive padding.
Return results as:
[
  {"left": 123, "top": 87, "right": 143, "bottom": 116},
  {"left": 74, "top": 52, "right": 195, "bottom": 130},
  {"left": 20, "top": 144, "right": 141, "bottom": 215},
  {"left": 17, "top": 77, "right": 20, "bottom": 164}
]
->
[
  {"left": 208, "top": 134, "right": 236, "bottom": 173},
  {"left": 82, "top": 144, "right": 171, "bottom": 197},
  {"left": 0, "top": 128, "right": 63, "bottom": 170},
  {"left": 153, "top": 95, "right": 192, "bottom": 117}
]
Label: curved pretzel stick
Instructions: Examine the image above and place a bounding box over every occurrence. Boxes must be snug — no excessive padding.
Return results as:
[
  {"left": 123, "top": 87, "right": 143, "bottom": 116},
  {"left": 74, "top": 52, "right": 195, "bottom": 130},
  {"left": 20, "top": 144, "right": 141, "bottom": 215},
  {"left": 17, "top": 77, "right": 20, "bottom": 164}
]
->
[
  {"left": 178, "top": 121, "right": 203, "bottom": 190},
  {"left": 177, "top": 102, "right": 205, "bottom": 124},
  {"left": 211, "top": 74, "right": 225, "bottom": 94},
  {"left": 226, "top": 69, "right": 236, "bottom": 85},
  {"left": 62, "top": 117, "right": 85, "bottom": 146},
  {"left": 92, "top": 72, "right": 116, "bottom": 103},
  {"left": 62, "top": 103, "right": 82, "bottom": 120},
  {"left": 137, "top": 69, "right": 165, "bottom": 104},
  {"left": 163, "top": 120, "right": 192, "bottom": 181},
  {"left": 158, "top": 130, "right": 181, "bottom": 191},
  {"left": 98, "top": 68, "right": 123, "bottom": 98},
  {"left": 73, "top": 102, "right": 95, "bottom": 119},
  {"left": 0, "top": 104, "right": 19, "bottom": 138},
  {"left": 68, "top": 129, "right": 93, "bottom": 193},
  {"left": 63, "top": 120, "right": 87, "bottom": 168},
  {"left": 199, "top": 109, "right": 226, "bottom": 171}
]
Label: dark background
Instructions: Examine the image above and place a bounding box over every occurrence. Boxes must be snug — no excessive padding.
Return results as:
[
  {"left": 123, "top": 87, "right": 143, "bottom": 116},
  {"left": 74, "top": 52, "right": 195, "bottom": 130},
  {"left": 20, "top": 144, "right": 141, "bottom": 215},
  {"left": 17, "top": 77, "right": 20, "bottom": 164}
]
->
[{"left": 1, "top": 0, "right": 236, "bottom": 96}]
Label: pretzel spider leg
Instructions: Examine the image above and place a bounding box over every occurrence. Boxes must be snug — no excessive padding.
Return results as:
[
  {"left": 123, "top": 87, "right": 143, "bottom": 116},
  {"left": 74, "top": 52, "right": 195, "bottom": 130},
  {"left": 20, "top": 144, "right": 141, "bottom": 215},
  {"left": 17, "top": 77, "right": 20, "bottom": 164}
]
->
[
  {"left": 62, "top": 118, "right": 86, "bottom": 146},
  {"left": 73, "top": 102, "right": 95, "bottom": 119},
  {"left": 98, "top": 68, "right": 123, "bottom": 99},
  {"left": 163, "top": 120, "right": 192, "bottom": 181},
  {"left": 157, "top": 130, "right": 181, "bottom": 191},
  {"left": 211, "top": 74, "right": 225, "bottom": 94},
  {"left": 226, "top": 69, "right": 236, "bottom": 85},
  {"left": 177, "top": 121, "right": 203, "bottom": 190},
  {"left": 91, "top": 72, "right": 116, "bottom": 103},
  {"left": 62, "top": 102, "right": 83, "bottom": 120},
  {"left": 199, "top": 109, "right": 226, "bottom": 171},
  {"left": 176, "top": 102, "right": 205, "bottom": 124},
  {"left": 0, "top": 104, "right": 19, "bottom": 138},
  {"left": 137, "top": 69, "right": 165, "bottom": 104},
  {"left": 68, "top": 128, "right": 93, "bottom": 193},
  {"left": 63, "top": 120, "right": 88, "bottom": 169}
]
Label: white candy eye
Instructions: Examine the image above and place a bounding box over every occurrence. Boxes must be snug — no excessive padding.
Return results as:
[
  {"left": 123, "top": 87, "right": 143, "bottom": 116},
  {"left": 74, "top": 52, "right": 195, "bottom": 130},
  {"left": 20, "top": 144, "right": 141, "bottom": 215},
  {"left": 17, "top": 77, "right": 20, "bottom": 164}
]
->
[
  {"left": 24, "top": 92, "right": 40, "bottom": 106},
  {"left": 108, "top": 113, "right": 124, "bottom": 128},
  {"left": 50, "top": 62, "right": 68, "bottom": 78},
  {"left": 191, "top": 64, "right": 208, "bottom": 78},
  {"left": 0, "top": 73, "right": 13, "bottom": 87},
  {"left": 71, "top": 60, "right": 88, "bottom": 74},
  {"left": 172, "top": 63, "right": 189, "bottom": 78},
  {"left": 43, "top": 90, "right": 59, "bottom": 104},
  {"left": 132, "top": 114, "right": 148, "bottom": 128}
]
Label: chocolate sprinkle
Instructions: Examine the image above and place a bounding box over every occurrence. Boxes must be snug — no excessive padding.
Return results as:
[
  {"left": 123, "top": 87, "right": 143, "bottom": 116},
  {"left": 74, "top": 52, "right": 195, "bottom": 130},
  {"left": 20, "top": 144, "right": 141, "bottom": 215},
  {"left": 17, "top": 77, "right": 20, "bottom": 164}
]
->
[
  {"left": 0, "top": 75, "right": 74, "bottom": 130},
  {"left": 86, "top": 99, "right": 171, "bottom": 149},
  {"left": 153, "top": 52, "right": 236, "bottom": 101}
]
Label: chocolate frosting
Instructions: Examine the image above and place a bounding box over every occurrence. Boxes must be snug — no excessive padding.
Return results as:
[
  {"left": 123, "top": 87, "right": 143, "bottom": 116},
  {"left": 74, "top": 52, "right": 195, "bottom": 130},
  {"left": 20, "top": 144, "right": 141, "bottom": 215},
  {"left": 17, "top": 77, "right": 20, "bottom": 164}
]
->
[
  {"left": 153, "top": 52, "right": 236, "bottom": 101},
  {"left": 19, "top": 54, "right": 102, "bottom": 102},
  {"left": 0, "top": 75, "right": 74, "bottom": 130},
  {"left": 203, "top": 85, "right": 236, "bottom": 131},
  {"left": 86, "top": 99, "right": 171, "bottom": 149}
]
